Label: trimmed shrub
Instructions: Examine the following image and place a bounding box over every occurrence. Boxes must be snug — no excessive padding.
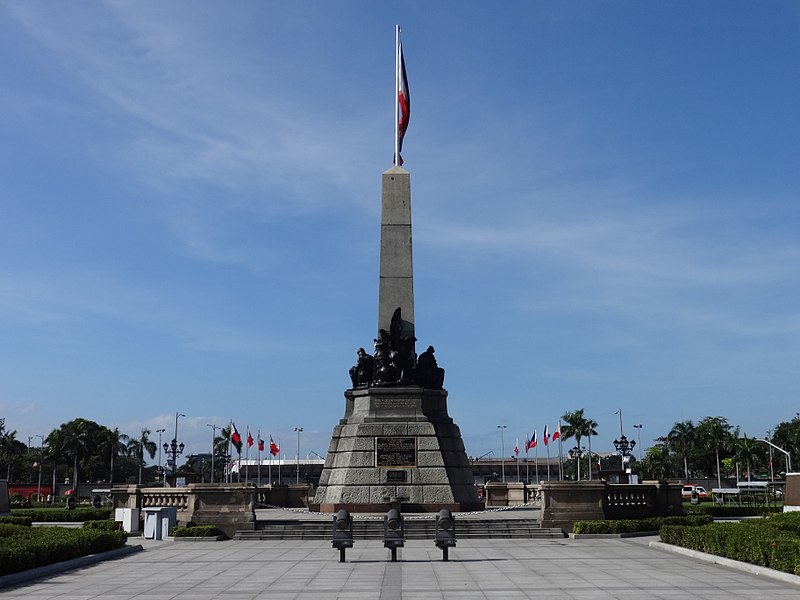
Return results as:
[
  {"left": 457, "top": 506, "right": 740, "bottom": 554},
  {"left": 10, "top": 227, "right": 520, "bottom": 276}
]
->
[
  {"left": 11, "top": 508, "right": 112, "bottom": 522},
  {"left": 172, "top": 525, "right": 223, "bottom": 538},
  {"left": 660, "top": 518, "right": 800, "bottom": 575},
  {"left": 683, "top": 504, "right": 782, "bottom": 518},
  {"left": 0, "top": 516, "right": 33, "bottom": 527},
  {"left": 82, "top": 520, "right": 119, "bottom": 532},
  {"left": 572, "top": 515, "right": 712, "bottom": 535},
  {"left": 0, "top": 527, "right": 128, "bottom": 576}
]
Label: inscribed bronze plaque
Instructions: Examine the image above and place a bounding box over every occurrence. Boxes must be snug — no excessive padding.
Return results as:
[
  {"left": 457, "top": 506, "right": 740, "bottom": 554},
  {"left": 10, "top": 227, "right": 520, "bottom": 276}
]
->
[
  {"left": 386, "top": 469, "right": 407, "bottom": 483},
  {"left": 375, "top": 436, "right": 416, "bottom": 467}
]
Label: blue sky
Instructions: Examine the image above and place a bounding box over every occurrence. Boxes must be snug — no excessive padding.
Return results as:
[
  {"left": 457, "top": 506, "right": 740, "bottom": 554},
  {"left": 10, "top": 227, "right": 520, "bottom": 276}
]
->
[{"left": 2, "top": 1, "right": 799, "bottom": 465}]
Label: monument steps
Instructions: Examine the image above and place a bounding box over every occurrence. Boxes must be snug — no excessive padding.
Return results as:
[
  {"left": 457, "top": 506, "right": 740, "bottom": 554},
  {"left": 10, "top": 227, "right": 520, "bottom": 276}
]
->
[{"left": 234, "top": 518, "right": 565, "bottom": 540}]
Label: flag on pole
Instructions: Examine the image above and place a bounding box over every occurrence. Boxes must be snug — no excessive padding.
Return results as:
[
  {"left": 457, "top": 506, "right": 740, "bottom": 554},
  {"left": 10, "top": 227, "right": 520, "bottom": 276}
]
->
[
  {"left": 543, "top": 425, "right": 550, "bottom": 446},
  {"left": 269, "top": 435, "right": 280, "bottom": 457},
  {"left": 526, "top": 430, "right": 537, "bottom": 451},
  {"left": 247, "top": 430, "right": 254, "bottom": 448},
  {"left": 552, "top": 423, "right": 561, "bottom": 442},
  {"left": 394, "top": 26, "right": 410, "bottom": 166},
  {"left": 514, "top": 438, "right": 519, "bottom": 456},
  {"left": 258, "top": 435, "right": 265, "bottom": 452},
  {"left": 231, "top": 422, "right": 242, "bottom": 452}
]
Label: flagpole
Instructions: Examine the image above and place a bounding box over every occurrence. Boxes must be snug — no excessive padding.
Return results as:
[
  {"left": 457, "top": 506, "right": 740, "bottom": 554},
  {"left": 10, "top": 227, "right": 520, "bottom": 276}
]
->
[
  {"left": 558, "top": 419, "right": 564, "bottom": 481},
  {"left": 278, "top": 438, "right": 282, "bottom": 484},
  {"left": 257, "top": 430, "right": 262, "bottom": 487},
  {"left": 245, "top": 426, "right": 250, "bottom": 484},
  {"left": 227, "top": 421, "right": 232, "bottom": 484},
  {"left": 525, "top": 435, "right": 529, "bottom": 484},
  {"left": 394, "top": 24, "right": 400, "bottom": 166}
]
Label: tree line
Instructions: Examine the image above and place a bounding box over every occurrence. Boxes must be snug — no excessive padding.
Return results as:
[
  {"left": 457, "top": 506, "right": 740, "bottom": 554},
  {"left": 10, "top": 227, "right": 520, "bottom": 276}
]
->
[
  {"left": 554, "top": 410, "right": 800, "bottom": 481},
  {"left": 0, "top": 418, "right": 239, "bottom": 489}
]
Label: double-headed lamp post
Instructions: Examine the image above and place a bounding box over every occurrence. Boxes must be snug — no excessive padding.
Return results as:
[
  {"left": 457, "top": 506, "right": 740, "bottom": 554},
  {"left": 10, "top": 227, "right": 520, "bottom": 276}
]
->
[
  {"left": 294, "top": 427, "right": 303, "bottom": 484},
  {"left": 497, "top": 425, "right": 507, "bottom": 483},
  {"left": 163, "top": 413, "right": 185, "bottom": 486},
  {"left": 568, "top": 446, "right": 584, "bottom": 481}
]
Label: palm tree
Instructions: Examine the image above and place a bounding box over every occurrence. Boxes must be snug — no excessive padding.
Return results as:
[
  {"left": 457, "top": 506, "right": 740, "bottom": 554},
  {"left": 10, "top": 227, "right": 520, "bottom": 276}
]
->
[
  {"left": 695, "top": 416, "right": 734, "bottom": 489},
  {"left": 99, "top": 427, "right": 129, "bottom": 485},
  {"left": 733, "top": 434, "right": 763, "bottom": 482},
  {"left": 666, "top": 420, "right": 695, "bottom": 482},
  {"left": 59, "top": 419, "right": 93, "bottom": 491},
  {"left": 561, "top": 409, "right": 592, "bottom": 480},
  {"left": 127, "top": 428, "right": 157, "bottom": 484}
]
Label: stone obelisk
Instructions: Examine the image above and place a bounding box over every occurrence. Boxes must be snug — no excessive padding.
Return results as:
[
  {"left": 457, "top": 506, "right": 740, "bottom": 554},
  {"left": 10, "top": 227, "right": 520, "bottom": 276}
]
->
[
  {"left": 312, "top": 166, "right": 480, "bottom": 513},
  {"left": 378, "top": 166, "right": 415, "bottom": 342}
]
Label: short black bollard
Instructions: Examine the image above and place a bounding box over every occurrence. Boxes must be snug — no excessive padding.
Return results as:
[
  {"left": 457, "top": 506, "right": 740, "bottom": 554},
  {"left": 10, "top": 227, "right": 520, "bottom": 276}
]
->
[
  {"left": 434, "top": 508, "right": 456, "bottom": 561},
  {"left": 383, "top": 508, "right": 405, "bottom": 561},
  {"left": 332, "top": 509, "right": 354, "bottom": 563}
]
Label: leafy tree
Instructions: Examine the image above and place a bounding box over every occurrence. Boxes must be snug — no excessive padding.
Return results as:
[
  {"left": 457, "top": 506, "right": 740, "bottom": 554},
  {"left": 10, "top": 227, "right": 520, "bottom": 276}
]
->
[
  {"left": 637, "top": 444, "right": 675, "bottom": 480},
  {"left": 127, "top": 428, "right": 157, "bottom": 484},
  {"left": 0, "top": 429, "right": 27, "bottom": 482},
  {"left": 771, "top": 418, "right": 800, "bottom": 474}
]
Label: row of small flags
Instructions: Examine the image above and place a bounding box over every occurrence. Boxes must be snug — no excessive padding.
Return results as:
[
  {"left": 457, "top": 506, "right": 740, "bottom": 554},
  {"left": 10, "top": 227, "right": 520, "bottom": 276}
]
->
[
  {"left": 230, "top": 422, "right": 279, "bottom": 457},
  {"left": 513, "top": 424, "right": 562, "bottom": 456}
]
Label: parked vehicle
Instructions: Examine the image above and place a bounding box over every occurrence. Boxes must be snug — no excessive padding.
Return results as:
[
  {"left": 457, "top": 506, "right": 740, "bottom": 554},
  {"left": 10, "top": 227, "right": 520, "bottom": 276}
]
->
[{"left": 681, "top": 485, "right": 708, "bottom": 499}]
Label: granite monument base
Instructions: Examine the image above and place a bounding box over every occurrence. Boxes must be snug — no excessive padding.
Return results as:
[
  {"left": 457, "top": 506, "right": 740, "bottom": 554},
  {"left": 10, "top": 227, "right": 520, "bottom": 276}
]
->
[{"left": 312, "top": 386, "right": 481, "bottom": 512}]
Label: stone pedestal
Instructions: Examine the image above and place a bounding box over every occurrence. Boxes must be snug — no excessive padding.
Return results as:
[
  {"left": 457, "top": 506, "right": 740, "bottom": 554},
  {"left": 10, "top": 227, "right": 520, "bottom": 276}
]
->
[
  {"left": 312, "top": 386, "right": 480, "bottom": 512},
  {"left": 0, "top": 480, "right": 9, "bottom": 515},
  {"left": 784, "top": 473, "right": 800, "bottom": 512}
]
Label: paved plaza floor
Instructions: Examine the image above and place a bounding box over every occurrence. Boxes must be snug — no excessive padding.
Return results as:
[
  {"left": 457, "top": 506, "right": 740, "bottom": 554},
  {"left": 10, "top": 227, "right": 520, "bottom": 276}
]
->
[{"left": 1, "top": 535, "right": 799, "bottom": 599}]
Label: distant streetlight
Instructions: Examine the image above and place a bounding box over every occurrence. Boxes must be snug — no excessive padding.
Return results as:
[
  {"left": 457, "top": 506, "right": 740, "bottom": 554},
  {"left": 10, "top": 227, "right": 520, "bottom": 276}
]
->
[
  {"left": 633, "top": 424, "right": 643, "bottom": 462},
  {"left": 497, "top": 425, "right": 507, "bottom": 483},
  {"left": 207, "top": 423, "right": 219, "bottom": 484},
  {"left": 155, "top": 428, "right": 166, "bottom": 486},
  {"left": 294, "top": 427, "right": 304, "bottom": 484},
  {"left": 757, "top": 437, "right": 792, "bottom": 474},
  {"left": 36, "top": 434, "right": 45, "bottom": 501}
]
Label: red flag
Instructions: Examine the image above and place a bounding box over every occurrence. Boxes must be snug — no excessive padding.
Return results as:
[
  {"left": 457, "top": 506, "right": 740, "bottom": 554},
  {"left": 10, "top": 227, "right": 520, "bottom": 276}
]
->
[
  {"left": 269, "top": 435, "right": 279, "bottom": 457},
  {"left": 247, "top": 431, "right": 254, "bottom": 448},
  {"left": 543, "top": 425, "right": 550, "bottom": 446},
  {"left": 231, "top": 422, "right": 242, "bottom": 447},
  {"left": 514, "top": 438, "right": 519, "bottom": 456},
  {"left": 552, "top": 423, "right": 561, "bottom": 442},
  {"left": 525, "top": 431, "right": 537, "bottom": 452},
  {"left": 258, "top": 437, "right": 265, "bottom": 452},
  {"left": 395, "top": 33, "right": 410, "bottom": 165}
]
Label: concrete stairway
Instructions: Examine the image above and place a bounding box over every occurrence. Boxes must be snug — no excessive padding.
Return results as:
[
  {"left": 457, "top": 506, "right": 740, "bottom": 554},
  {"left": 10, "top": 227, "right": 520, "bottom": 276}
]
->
[{"left": 235, "top": 517, "right": 564, "bottom": 540}]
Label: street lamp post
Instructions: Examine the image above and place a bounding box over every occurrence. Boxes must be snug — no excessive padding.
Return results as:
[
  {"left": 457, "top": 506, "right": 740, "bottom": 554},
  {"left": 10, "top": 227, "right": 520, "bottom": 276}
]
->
[
  {"left": 36, "top": 434, "right": 45, "bottom": 502},
  {"left": 294, "top": 427, "right": 303, "bottom": 484},
  {"left": 155, "top": 428, "right": 165, "bottom": 487},
  {"left": 633, "top": 424, "right": 643, "bottom": 462},
  {"left": 497, "top": 425, "right": 507, "bottom": 483},
  {"left": 162, "top": 413, "right": 185, "bottom": 486},
  {"left": 568, "top": 446, "right": 584, "bottom": 481},
  {"left": 613, "top": 414, "right": 636, "bottom": 484},
  {"left": 207, "top": 423, "right": 219, "bottom": 484}
]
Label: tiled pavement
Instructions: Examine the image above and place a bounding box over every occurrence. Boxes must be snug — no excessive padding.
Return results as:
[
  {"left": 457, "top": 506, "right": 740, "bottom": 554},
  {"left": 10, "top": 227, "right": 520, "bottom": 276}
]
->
[{"left": 1, "top": 535, "right": 799, "bottom": 599}]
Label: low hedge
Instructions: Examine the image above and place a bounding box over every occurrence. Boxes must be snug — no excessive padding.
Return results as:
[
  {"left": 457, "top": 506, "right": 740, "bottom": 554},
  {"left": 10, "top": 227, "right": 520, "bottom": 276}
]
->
[
  {"left": 573, "top": 515, "right": 713, "bottom": 535},
  {"left": 82, "top": 520, "right": 119, "bottom": 532},
  {"left": 172, "top": 525, "right": 223, "bottom": 538},
  {"left": 684, "top": 504, "right": 782, "bottom": 518},
  {"left": 660, "top": 512, "right": 800, "bottom": 575},
  {"left": 11, "top": 508, "right": 112, "bottom": 522},
  {"left": 0, "top": 527, "right": 128, "bottom": 576},
  {"left": 0, "top": 516, "right": 33, "bottom": 527}
]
